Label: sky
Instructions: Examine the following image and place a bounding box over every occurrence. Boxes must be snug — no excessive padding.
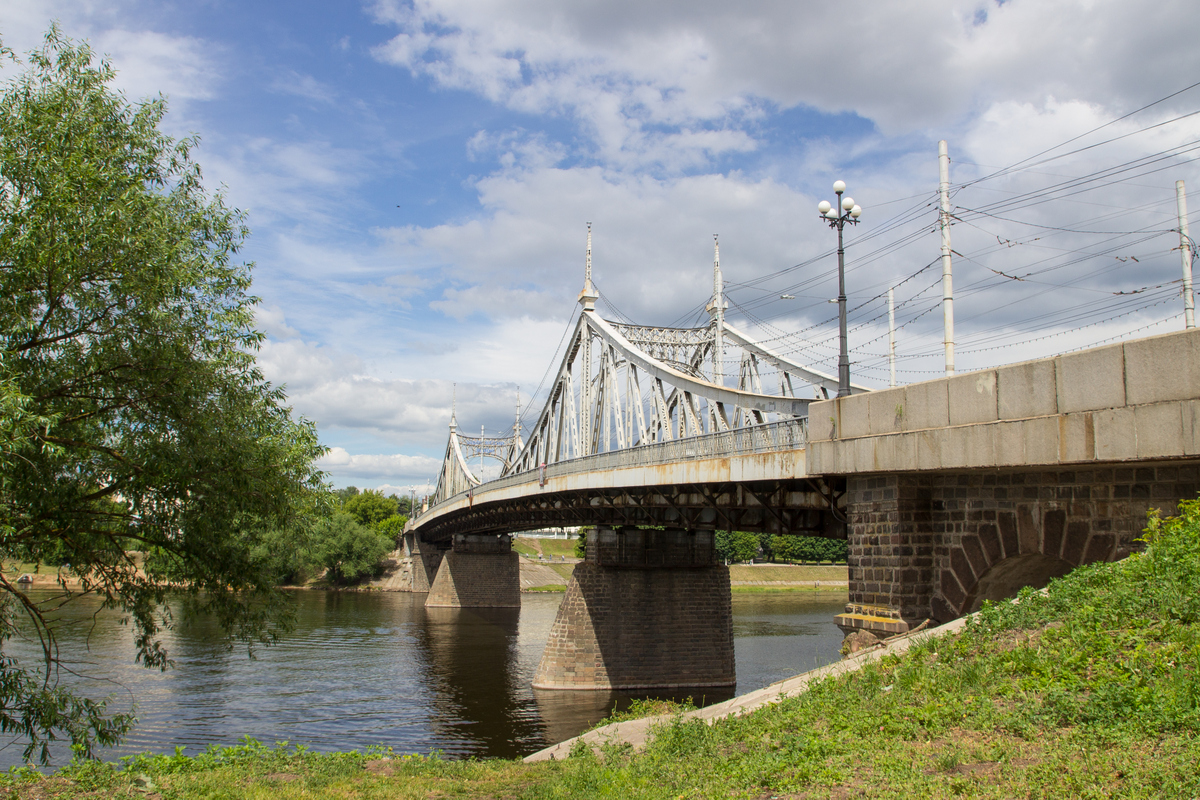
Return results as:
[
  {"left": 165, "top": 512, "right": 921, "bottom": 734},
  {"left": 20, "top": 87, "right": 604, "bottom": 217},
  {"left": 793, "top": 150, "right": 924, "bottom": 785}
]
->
[{"left": 3, "top": 0, "right": 1199, "bottom": 495}]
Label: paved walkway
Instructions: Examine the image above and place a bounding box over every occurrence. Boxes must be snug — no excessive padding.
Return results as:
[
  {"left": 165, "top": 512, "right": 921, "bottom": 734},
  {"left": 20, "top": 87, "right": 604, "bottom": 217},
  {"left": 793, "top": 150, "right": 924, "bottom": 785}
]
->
[{"left": 523, "top": 614, "right": 972, "bottom": 763}]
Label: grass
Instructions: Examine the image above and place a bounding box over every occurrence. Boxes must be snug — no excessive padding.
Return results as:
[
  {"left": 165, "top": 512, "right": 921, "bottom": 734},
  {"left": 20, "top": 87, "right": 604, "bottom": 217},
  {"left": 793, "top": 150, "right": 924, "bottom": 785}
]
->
[
  {"left": 526, "top": 583, "right": 567, "bottom": 593},
  {"left": 730, "top": 584, "right": 848, "bottom": 594},
  {"left": 7, "top": 502, "right": 1200, "bottom": 798},
  {"left": 513, "top": 536, "right": 578, "bottom": 558},
  {"left": 726, "top": 563, "right": 846, "bottom": 582}
]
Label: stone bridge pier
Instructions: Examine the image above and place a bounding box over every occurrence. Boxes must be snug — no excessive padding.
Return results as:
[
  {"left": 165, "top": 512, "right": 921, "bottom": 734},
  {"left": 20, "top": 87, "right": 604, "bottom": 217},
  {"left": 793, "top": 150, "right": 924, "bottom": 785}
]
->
[
  {"left": 812, "top": 329, "right": 1200, "bottom": 638},
  {"left": 425, "top": 534, "right": 521, "bottom": 608},
  {"left": 532, "top": 527, "right": 735, "bottom": 690},
  {"left": 834, "top": 466, "right": 1195, "bottom": 637}
]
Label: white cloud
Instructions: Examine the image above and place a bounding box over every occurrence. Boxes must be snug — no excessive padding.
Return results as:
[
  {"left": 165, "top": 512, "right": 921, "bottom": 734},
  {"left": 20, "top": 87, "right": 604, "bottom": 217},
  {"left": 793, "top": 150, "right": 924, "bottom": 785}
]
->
[
  {"left": 1, "top": 4, "right": 221, "bottom": 122},
  {"left": 370, "top": 0, "right": 1200, "bottom": 170},
  {"left": 204, "top": 138, "right": 372, "bottom": 227},
  {"left": 255, "top": 305, "right": 300, "bottom": 340},
  {"left": 270, "top": 70, "right": 337, "bottom": 104},
  {"left": 383, "top": 164, "right": 826, "bottom": 323},
  {"left": 318, "top": 447, "right": 441, "bottom": 480}
]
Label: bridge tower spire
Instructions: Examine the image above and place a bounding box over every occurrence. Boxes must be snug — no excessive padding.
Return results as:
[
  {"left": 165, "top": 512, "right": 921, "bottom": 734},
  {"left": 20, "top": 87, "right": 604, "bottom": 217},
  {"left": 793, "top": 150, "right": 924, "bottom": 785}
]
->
[
  {"left": 706, "top": 234, "right": 726, "bottom": 386},
  {"left": 578, "top": 224, "right": 598, "bottom": 454},
  {"left": 513, "top": 387, "right": 522, "bottom": 454},
  {"left": 450, "top": 382, "right": 457, "bottom": 431},
  {"left": 578, "top": 222, "right": 599, "bottom": 312}
]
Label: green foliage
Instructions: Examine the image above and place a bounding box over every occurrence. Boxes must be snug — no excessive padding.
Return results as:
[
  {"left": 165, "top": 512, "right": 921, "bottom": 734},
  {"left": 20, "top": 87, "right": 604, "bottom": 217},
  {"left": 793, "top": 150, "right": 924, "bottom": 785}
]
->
[
  {"left": 574, "top": 528, "right": 589, "bottom": 558},
  {"left": 332, "top": 486, "right": 360, "bottom": 504},
  {"left": 770, "top": 534, "right": 848, "bottom": 563},
  {"left": 317, "top": 513, "right": 392, "bottom": 585},
  {"left": 375, "top": 514, "right": 408, "bottom": 547},
  {"left": 245, "top": 521, "right": 323, "bottom": 586},
  {"left": 0, "top": 30, "right": 326, "bottom": 762},
  {"left": 341, "top": 489, "right": 399, "bottom": 528},
  {"left": 715, "top": 530, "right": 759, "bottom": 563}
]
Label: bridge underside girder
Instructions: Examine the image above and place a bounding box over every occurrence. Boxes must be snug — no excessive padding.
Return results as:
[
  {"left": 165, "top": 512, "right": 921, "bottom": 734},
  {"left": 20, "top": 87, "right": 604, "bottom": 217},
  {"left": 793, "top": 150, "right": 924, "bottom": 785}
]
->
[{"left": 416, "top": 478, "right": 846, "bottom": 543}]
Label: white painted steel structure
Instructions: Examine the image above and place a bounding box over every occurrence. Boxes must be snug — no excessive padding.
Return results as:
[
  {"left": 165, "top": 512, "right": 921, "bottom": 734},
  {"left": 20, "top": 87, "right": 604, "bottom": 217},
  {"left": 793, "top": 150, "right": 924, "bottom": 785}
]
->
[{"left": 427, "top": 234, "right": 869, "bottom": 512}]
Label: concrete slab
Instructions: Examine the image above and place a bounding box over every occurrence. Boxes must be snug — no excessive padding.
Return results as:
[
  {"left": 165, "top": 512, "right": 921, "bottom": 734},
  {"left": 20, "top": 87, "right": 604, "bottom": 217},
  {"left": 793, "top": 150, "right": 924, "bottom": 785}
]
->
[
  {"left": 940, "top": 427, "right": 970, "bottom": 469},
  {"left": 903, "top": 380, "right": 949, "bottom": 431},
  {"left": 948, "top": 370, "right": 998, "bottom": 426},
  {"left": 1094, "top": 407, "right": 1136, "bottom": 461},
  {"left": 1056, "top": 344, "right": 1126, "bottom": 413},
  {"left": 994, "top": 420, "right": 1027, "bottom": 466},
  {"left": 1024, "top": 415, "right": 1061, "bottom": 465},
  {"left": 836, "top": 395, "right": 870, "bottom": 440},
  {"left": 915, "top": 429, "right": 946, "bottom": 470},
  {"left": 866, "top": 386, "right": 905, "bottom": 436},
  {"left": 961, "top": 424, "right": 997, "bottom": 468},
  {"left": 809, "top": 399, "right": 838, "bottom": 442},
  {"left": 997, "top": 358, "right": 1057, "bottom": 420},
  {"left": 1058, "top": 412, "right": 1096, "bottom": 463},
  {"left": 1134, "top": 402, "right": 1185, "bottom": 459},
  {"left": 1184, "top": 400, "right": 1200, "bottom": 457},
  {"left": 1123, "top": 328, "right": 1200, "bottom": 406}
]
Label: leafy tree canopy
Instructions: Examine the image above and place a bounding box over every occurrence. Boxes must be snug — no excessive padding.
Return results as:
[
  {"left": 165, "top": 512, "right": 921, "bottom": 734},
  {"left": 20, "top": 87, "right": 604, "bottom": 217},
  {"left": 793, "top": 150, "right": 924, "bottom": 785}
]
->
[
  {"left": 375, "top": 514, "right": 407, "bottom": 547},
  {"left": 318, "top": 513, "right": 392, "bottom": 585},
  {"left": 715, "top": 531, "right": 760, "bottom": 564},
  {"left": 0, "top": 30, "right": 326, "bottom": 762},
  {"left": 341, "top": 489, "right": 399, "bottom": 529}
]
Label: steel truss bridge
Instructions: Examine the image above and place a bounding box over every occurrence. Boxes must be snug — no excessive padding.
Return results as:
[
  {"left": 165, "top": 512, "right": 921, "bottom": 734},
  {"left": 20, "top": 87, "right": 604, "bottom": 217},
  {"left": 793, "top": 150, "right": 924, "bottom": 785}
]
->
[{"left": 413, "top": 231, "right": 866, "bottom": 543}]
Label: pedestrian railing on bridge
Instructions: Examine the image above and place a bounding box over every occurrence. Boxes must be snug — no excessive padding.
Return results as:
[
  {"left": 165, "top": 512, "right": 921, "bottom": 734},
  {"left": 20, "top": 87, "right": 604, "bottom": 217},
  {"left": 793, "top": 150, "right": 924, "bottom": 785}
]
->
[{"left": 431, "top": 416, "right": 808, "bottom": 511}]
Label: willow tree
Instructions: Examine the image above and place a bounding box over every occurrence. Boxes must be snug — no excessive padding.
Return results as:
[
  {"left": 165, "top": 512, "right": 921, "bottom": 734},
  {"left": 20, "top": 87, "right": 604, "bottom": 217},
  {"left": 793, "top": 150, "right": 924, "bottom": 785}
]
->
[{"left": 0, "top": 31, "right": 326, "bottom": 762}]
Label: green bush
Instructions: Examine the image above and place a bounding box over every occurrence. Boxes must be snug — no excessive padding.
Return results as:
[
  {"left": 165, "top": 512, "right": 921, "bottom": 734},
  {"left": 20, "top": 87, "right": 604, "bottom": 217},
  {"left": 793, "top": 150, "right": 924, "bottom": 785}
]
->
[
  {"left": 341, "top": 489, "right": 399, "bottom": 528},
  {"left": 316, "top": 513, "right": 392, "bottom": 585},
  {"left": 376, "top": 515, "right": 408, "bottom": 547},
  {"left": 715, "top": 531, "right": 760, "bottom": 563},
  {"left": 770, "top": 534, "right": 848, "bottom": 563},
  {"left": 574, "top": 528, "right": 589, "bottom": 559}
]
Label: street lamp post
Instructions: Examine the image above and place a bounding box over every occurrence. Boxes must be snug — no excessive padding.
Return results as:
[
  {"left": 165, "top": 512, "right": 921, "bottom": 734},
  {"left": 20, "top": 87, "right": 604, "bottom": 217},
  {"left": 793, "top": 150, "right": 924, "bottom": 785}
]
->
[{"left": 818, "top": 180, "right": 862, "bottom": 398}]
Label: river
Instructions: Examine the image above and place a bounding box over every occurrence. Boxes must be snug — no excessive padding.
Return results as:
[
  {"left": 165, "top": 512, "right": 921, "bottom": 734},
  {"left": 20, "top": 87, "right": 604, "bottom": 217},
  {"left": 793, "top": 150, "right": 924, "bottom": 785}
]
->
[{"left": 0, "top": 588, "right": 846, "bottom": 768}]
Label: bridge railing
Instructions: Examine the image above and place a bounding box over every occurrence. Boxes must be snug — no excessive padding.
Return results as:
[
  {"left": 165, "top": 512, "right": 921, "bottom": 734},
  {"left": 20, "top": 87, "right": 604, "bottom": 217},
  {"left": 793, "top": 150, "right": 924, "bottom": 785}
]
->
[{"left": 430, "top": 417, "right": 809, "bottom": 513}]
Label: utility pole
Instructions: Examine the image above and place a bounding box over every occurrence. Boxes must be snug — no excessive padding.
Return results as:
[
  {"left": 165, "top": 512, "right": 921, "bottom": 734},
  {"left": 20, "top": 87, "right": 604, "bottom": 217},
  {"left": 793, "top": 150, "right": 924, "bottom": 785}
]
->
[
  {"left": 888, "top": 287, "right": 896, "bottom": 388},
  {"left": 1178, "top": 180, "right": 1195, "bottom": 329},
  {"left": 939, "top": 140, "right": 955, "bottom": 376}
]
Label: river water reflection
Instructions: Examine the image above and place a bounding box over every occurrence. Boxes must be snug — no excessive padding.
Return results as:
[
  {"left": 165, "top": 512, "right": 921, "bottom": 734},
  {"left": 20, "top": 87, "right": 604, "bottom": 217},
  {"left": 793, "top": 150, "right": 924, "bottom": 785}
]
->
[{"left": 2, "top": 589, "right": 846, "bottom": 767}]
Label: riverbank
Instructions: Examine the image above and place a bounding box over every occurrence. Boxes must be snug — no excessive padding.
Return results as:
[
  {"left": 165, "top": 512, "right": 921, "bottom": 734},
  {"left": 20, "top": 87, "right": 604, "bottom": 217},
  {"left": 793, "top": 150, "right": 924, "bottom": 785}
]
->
[{"left": 7, "top": 501, "right": 1198, "bottom": 798}]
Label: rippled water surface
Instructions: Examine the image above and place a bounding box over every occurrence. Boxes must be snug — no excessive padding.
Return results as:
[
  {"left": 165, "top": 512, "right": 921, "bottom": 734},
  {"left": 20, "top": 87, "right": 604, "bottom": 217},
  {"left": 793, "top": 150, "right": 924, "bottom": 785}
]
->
[{"left": 1, "top": 589, "right": 846, "bottom": 767}]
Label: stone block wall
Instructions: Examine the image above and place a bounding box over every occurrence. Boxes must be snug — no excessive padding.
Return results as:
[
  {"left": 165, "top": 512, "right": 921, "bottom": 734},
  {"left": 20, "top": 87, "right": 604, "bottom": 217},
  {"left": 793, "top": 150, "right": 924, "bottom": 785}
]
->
[
  {"left": 532, "top": 562, "right": 734, "bottom": 690},
  {"left": 408, "top": 546, "right": 442, "bottom": 593},
  {"left": 424, "top": 550, "right": 521, "bottom": 608},
  {"left": 840, "top": 462, "right": 1199, "bottom": 635}
]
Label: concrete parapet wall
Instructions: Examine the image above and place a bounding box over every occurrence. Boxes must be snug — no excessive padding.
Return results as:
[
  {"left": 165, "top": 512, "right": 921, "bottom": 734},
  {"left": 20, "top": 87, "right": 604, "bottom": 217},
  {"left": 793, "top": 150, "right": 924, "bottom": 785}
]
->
[
  {"left": 809, "top": 327, "right": 1200, "bottom": 474},
  {"left": 424, "top": 550, "right": 521, "bottom": 608},
  {"left": 532, "top": 562, "right": 735, "bottom": 690}
]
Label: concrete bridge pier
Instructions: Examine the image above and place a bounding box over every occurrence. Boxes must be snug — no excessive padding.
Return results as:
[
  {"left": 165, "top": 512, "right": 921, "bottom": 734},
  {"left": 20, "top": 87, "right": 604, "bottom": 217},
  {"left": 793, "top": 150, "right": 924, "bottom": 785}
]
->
[
  {"left": 532, "top": 527, "right": 735, "bottom": 690},
  {"left": 425, "top": 534, "right": 521, "bottom": 608},
  {"left": 401, "top": 532, "right": 444, "bottom": 593}
]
